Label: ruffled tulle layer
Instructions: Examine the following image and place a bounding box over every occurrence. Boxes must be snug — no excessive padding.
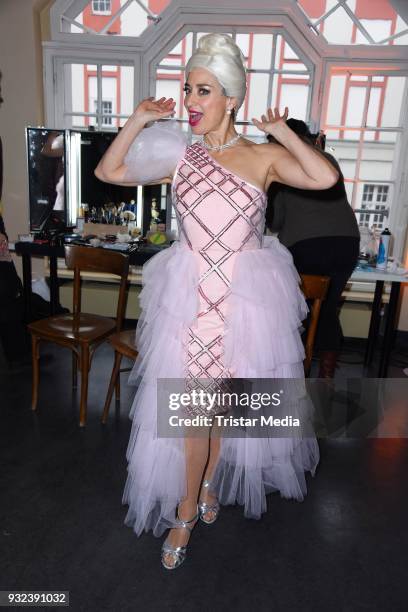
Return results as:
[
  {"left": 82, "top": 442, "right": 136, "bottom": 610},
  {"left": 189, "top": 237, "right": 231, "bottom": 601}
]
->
[
  {"left": 212, "top": 436, "right": 319, "bottom": 517},
  {"left": 224, "top": 236, "right": 308, "bottom": 377},
  {"left": 122, "top": 237, "right": 319, "bottom": 537}
]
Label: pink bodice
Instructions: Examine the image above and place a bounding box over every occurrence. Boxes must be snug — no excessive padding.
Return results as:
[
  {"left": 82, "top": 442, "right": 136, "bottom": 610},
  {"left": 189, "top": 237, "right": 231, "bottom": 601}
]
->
[{"left": 172, "top": 142, "right": 267, "bottom": 255}]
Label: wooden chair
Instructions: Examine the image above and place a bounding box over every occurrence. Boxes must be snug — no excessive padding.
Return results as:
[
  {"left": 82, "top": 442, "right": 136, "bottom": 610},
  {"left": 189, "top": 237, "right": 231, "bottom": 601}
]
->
[
  {"left": 28, "top": 245, "right": 129, "bottom": 427},
  {"left": 299, "top": 274, "right": 331, "bottom": 377},
  {"left": 101, "top": 329, "right": 138, "bottom": 424}
]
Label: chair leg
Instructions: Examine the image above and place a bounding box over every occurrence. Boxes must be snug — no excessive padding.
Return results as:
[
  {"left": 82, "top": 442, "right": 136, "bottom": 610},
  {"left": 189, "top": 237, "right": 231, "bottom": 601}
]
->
[
  {"left": 101, "top": 351, "right": 123, "bottom": 424},
  {"left": 79, "top": 345, "right": 90, "bottom": 427},
  {"left": 31, "top": 335, "right": 40, "bottom": 411},
  {"left": 72, "top": 352, "right": 78, "bottom": 389}
]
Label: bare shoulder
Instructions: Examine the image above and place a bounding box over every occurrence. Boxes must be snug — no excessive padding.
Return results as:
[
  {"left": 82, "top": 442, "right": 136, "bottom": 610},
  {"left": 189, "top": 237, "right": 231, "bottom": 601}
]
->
[
  {"left": 239, "top": 140, "right": 282, "bottom": 162},
  {"left": 241, "top": 139, "right": 285, "bottom": 171},
  {"left": 253, "top": 142, "right": 293, "bottom": 185},
  {"left": 226, "top": 139, "right": 278, "bottom": 190},
  {"left": 239, "top": 138, "right": 271, "bottom": 161},
  {"left": 252, "top": 141, "right": 284, "bottom": 159}
]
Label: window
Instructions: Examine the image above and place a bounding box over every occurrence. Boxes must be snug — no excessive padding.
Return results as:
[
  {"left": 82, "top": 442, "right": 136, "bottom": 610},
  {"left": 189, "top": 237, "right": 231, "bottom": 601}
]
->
[
  {"left": 323, "top": 68, "right": 406, "bottom": 239},
  {"left": 58, "top": 62, "right": 134, "bottom": 129},
  {"left": 61, "top": 0, "right": 170, "bottom": 37},
  {"left": 355, "top": 184, "right": 389, "bottom": 229},
  {"left": 92, "top": 0, "right": 111, "bottom": 14},
  {"left": 297, "top": 0, "right": 408, "bottom": 45},
  {"left": 94, "top": 99, "right": 113, "bottom": 125},
  {"left": 46, "top": 0, "right": 408, "bottom": 258},
  {"left": 155, "top": 31, "right": 313, "bottom": 142}
]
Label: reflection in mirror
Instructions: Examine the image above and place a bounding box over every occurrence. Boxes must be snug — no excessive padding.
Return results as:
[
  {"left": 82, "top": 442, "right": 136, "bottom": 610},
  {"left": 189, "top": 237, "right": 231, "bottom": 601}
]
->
[
  {"left": 69, "top": 130, "right": 174, "bottom": 237},
  {"left": 26, "top": 128, "right": 67, "bottom": 232},
  {"left": 27, "top": 127, "right": 175, "bottom": 238},
  {"left": 141, "top": 183, "right": 172, "bottom": 237}
]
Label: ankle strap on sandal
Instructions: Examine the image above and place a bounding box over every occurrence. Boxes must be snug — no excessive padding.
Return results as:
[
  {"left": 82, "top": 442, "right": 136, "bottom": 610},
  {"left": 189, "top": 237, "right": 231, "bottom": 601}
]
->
[{"left": 175, "top": 505, "right": 199, "bottom": 532}]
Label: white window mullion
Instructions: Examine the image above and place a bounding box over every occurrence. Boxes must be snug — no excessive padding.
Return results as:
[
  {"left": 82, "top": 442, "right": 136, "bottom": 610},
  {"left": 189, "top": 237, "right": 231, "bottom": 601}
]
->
[
  {"left": 378, "top": 28, "right": 408, "bottom": 46},
  {"left": 96, "top": 63, "right": 103, "bottom": 130},
  {"left": 337, "top": 0, "right": 376, "bottom": 45},
  {"left": 350, "top": 76, "right": 372, "bottom": 210},
  {"left": 266, "top": 33, "right": 277, "bottom": 111},
  {"left": 61, "top": 15, "right": 98, "bottom": 35},
  {"left": 99, "top": 0, "right": 132, "bottom": 35},
  {"left": 54, "top": 57, "right": 69, "bottom": 128},
  {"left": 134, "top": 0, "right": 158, "bottom": 22},
  {"left": 310, "top": 3, "right": 341, "bottom": 29}
]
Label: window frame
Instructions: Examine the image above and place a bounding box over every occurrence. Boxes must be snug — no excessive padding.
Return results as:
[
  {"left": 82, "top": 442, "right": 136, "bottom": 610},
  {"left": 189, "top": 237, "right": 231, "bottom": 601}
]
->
[
  {"left": 319, "top": 59, "right": 408, "bottom": 259},
  {"left": 45, "top": 0, "right": 408, "bottom": 260}
]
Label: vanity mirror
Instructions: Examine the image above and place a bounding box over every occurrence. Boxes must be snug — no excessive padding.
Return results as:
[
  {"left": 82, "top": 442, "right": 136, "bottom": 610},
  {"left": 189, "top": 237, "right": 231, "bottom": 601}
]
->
[
  {"left": 26, "top": 127, "right": 67, "bottom": 232},
  {"left": 26, "top": 127, "right": 174, "bottom": 236}
]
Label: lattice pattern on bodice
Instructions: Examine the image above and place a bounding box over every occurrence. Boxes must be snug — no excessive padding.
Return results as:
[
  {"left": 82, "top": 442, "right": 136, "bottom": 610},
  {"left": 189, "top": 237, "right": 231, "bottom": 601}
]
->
[{"left": 171, "top": 142, "right": 267, "bottom": 409}]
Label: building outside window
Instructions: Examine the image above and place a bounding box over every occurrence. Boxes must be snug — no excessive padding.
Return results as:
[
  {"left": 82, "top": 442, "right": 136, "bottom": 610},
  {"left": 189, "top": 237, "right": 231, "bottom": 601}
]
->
[
  {"left": 355, "top": 184, "right": 390, "bottom": 229},
  {"left": 92, "top": 0, "right": 111, "bottom": 14},
  {"left": 94, "top": 99, "right": 113, "bottom": 126}
]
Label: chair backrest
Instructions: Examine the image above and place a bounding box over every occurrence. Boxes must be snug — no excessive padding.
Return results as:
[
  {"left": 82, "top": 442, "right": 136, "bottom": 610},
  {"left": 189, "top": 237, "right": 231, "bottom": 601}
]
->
[
  {"left": 64, "top": 245, "right": 130, "bottom": 331},
  {"left": 299, "top": 274, "right": 331, "bottom": 377}
]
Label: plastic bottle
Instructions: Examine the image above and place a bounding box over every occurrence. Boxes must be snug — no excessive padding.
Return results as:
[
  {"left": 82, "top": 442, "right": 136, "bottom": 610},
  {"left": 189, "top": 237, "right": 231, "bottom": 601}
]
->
[{"left": 376, "top": 228, "right": 391, "bottom": 270}]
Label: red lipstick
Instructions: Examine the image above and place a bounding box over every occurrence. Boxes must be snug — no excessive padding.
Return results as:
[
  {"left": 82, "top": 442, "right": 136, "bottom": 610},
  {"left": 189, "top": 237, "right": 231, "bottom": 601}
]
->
[{"left": 188, "top": 111, "right": 203, "bottom": 126}]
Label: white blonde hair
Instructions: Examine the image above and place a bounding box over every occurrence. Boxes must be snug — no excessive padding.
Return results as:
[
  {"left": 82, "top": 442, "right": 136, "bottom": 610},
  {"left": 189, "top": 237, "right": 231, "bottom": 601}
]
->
[{"left": 185, "top": 33, "right": 247, "bottom": 111}]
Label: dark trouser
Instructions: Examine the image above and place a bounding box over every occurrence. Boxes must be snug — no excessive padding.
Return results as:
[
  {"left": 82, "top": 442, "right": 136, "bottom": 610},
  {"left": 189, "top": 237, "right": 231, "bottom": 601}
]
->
[
  {"left": 289, "top": 236, "right": 360, "bottom": 352},
  {"left": 0, "top": 261, "right": 29, "bottom": 363}
]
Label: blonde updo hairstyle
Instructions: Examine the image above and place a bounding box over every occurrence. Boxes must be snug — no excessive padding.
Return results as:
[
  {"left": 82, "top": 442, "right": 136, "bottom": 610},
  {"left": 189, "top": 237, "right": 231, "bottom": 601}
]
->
[{"left": 185, "top": 33, "right": 247, "bottom": 119}]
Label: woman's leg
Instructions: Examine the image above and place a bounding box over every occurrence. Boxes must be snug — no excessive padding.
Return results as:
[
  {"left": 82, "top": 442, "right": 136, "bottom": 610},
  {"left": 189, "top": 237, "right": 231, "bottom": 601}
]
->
[
  {"left": 199, "top": 424, "right": 222, "bottom": 521},
  {"left": 162, "top": 432, "right": 210, "bottom": 567},
  {"left": 162, "top": 418, "right": 224, "bottom": 565}
]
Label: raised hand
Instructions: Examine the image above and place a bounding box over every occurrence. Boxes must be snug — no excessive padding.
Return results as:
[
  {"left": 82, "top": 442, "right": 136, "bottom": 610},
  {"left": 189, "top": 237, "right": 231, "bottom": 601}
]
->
[
  {"left": 134, "top": 97, "right": 176, "bottom": 125},
  {"left": 252, "top": 107, "right": 289, "bottom": 138}
]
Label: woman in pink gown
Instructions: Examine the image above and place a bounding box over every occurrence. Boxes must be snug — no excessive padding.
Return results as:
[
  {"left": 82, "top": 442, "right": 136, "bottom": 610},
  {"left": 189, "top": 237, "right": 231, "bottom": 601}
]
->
[{"left": 96, "top": 34, "right": 338, "bottom": 570}]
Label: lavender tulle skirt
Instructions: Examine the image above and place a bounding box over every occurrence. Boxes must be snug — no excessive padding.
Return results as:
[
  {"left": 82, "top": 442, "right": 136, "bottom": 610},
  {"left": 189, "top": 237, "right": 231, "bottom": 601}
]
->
[{"left": 122, "top": 236, "right": 320, "bottom": 537}]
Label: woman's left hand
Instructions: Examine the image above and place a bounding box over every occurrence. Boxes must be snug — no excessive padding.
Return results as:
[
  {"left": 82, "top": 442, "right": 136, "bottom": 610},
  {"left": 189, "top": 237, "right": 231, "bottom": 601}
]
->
[{"left": 252, "top": 107, "right": 289, "bottom": 138}]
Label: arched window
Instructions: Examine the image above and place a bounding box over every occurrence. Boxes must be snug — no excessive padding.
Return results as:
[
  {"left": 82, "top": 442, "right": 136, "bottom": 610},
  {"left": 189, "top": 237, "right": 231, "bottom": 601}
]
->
[
  {"left": 44, "top": 0, "right": 408, "bottom": 258},
  {"left": 154, "top": 31, "right": 313, "bottom": 140}
]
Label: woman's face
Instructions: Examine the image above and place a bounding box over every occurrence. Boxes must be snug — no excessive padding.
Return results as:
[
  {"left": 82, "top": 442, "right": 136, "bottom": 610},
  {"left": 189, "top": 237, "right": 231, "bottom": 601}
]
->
[{"left": 184, "top": 67, "right": 233, "bottom": 135}]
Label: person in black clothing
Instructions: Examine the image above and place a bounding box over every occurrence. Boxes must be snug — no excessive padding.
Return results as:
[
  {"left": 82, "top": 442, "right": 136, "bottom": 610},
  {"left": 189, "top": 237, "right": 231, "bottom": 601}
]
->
[
  {"left": 266, "top": 119, "right": 360, "bottom": 378},
  {"left": 0, "top": 71, "right": 30, "bottom": 366}
]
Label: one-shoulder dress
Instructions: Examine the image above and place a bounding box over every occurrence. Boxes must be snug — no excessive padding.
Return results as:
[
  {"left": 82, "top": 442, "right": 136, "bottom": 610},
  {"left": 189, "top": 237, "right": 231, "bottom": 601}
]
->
[{"left": 122, "top": 141, "right": 319, "bottom": 537}]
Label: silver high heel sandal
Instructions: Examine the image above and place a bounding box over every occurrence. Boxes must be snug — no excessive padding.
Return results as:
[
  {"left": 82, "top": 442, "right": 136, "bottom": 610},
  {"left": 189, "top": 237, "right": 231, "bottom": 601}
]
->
[
  {"left": 161, "top": 505, "right": 199, "bottom": 570},
  {"left": 198, "top": 479, "right": 220, "bottom": 524}
]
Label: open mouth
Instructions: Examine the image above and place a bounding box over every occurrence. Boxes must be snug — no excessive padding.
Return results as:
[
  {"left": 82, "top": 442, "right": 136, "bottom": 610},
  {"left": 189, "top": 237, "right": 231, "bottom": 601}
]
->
[{"left": 188, "top": 111, "right": 203, "bottom": 126}]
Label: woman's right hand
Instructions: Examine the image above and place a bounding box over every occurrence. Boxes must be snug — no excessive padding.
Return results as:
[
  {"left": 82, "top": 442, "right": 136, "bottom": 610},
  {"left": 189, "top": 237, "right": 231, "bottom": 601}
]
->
[
  {"left": 95, "top": 96, "right": 177, "bottom": 184},
  {"left": 133, "top": 97, "right": 176, "bottom": 125}
]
